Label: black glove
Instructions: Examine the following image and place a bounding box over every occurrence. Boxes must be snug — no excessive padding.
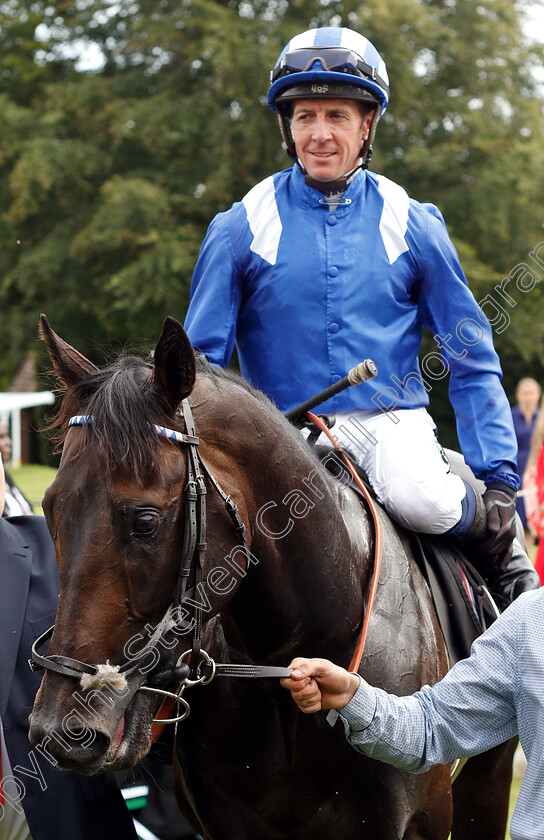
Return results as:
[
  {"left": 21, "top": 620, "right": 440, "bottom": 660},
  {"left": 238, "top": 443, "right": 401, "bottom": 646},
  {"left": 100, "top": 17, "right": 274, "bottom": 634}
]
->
[{"left": 480, "top": 482, "right": 517, "bottom": 568}]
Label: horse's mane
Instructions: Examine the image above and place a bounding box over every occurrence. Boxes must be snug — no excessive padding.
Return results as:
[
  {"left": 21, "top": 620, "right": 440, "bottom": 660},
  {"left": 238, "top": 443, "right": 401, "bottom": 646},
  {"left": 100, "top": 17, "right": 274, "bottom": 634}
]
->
[
  {"left": 194, "top": 355, "right": 276, "bottom": 409},
  {"left": 47, "top": 352, "right": 297, "bottom": 479}
]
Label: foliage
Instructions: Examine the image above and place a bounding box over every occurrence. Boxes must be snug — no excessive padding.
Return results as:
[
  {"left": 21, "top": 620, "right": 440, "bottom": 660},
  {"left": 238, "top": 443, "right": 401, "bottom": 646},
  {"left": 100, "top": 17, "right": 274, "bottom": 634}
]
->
[{"left": 1, "top": 0, "right": 543, "bottom": 443}]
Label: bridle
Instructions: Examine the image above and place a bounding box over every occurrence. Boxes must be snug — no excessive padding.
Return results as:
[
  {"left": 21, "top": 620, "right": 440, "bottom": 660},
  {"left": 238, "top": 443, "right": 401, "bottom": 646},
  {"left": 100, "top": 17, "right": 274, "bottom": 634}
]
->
[{"left": 30, "top": 398, "right": 292, "bottom": 725}]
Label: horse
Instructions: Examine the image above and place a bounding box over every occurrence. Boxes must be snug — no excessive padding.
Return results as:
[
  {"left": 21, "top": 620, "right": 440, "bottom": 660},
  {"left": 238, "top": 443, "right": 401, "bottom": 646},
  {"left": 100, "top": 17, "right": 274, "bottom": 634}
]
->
[{"left": 29, "top": 315, "right": 516, "bottom": 840}]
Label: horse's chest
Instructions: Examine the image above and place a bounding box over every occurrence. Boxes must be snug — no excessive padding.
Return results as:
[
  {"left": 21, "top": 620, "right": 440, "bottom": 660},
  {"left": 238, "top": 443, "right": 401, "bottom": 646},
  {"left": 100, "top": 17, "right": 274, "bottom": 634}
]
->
[{"left": 175, "top": 682, "right": 439, "bottom": 840}]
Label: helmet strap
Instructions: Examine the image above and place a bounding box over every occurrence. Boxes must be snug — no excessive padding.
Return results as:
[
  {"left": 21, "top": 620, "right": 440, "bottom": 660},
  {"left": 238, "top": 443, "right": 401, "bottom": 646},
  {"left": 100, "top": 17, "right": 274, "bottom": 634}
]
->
[
  {"left": 277, "top": 114, "right": 297, "bottom": 160},
  {"left": 361, "top": 107, "right": 380, "bottom": 169},
  {"left": 301, "top": 161, "right": 363, "bottom": 195}
]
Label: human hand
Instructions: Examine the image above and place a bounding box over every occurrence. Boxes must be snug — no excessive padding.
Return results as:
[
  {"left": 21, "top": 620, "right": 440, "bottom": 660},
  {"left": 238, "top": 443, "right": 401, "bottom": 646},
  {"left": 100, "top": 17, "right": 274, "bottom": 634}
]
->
[
  {"left": 480, "top": 483, "right": 517, "bottom": 568},
  {"left": 280, "top": 657, "right": 360, "bottom": 714}
]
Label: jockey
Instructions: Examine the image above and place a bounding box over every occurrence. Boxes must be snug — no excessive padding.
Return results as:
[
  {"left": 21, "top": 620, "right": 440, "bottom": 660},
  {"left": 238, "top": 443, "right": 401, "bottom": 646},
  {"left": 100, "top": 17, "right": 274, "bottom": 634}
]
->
[{"left": 184, "top": 26, "right": 539, "bottom": 602}]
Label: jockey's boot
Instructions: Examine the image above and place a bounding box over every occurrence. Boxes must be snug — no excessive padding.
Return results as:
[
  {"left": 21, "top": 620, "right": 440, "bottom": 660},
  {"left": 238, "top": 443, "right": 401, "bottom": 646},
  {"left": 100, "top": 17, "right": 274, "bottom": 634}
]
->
[{"left": 453, "top": 494, "right": 540, "bottom": 605}]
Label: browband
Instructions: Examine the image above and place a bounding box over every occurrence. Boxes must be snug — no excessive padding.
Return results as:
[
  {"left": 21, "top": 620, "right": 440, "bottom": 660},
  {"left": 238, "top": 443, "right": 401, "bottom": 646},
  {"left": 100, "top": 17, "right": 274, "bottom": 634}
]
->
[{"left": 68, "top": 415, "right": 199, "bottom": 446}]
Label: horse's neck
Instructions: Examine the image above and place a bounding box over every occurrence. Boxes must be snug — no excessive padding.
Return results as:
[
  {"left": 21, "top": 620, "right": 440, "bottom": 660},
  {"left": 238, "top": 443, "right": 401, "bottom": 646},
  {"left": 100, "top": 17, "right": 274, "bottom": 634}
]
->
[{"left": 222, "top": 431, "right": 373, "bottom": 663}]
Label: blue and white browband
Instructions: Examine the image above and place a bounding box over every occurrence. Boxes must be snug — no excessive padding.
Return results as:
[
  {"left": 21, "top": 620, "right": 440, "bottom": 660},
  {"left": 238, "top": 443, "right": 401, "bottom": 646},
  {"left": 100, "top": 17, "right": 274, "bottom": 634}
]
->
[{"left": 68, "top": 415, "right": 199, "bottom": 446}]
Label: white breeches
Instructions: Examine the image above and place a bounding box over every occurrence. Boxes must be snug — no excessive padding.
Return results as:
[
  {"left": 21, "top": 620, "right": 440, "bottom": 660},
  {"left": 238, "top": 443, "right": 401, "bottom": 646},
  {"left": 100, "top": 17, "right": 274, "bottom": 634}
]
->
[{"left": 314, "top": 407, "right": 467, "bottom": 534}]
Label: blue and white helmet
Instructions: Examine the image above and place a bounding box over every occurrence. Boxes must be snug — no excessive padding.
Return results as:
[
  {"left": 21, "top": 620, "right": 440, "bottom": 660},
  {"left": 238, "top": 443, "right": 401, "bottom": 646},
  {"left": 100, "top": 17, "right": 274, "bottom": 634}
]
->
[{"left": 268, "top": 27, "right": 389, "bottom": 166}]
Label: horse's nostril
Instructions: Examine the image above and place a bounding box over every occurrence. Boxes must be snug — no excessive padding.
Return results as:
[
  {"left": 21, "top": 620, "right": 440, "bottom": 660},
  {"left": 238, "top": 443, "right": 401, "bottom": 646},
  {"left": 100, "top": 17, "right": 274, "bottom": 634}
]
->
[{"left": 30, "top": 715, "right": 111, "bottom": 769}]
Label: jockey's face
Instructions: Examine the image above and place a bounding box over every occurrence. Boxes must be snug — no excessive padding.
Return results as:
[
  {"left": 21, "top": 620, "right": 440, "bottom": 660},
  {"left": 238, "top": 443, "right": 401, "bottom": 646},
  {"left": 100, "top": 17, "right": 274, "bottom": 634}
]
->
[{"left": 290, "top": 98, "right": 373, "bottom": 183}]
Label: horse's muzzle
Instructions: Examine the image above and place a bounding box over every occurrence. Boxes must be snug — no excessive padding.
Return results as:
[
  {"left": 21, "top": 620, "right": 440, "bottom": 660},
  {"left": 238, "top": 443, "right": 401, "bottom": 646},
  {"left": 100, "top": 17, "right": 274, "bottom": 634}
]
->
[
  {"left": 28, "top": 669, "right": 155, "bottom": 773},
  {"left": 28, "top": 709, "right": 113, "bottom": 774}
]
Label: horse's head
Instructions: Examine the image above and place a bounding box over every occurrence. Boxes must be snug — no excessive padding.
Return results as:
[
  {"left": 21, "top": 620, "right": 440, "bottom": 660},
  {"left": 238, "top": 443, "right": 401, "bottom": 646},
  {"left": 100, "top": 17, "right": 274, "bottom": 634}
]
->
[{"left": 29, "top": 316, "right": 250, "bottom": 773}]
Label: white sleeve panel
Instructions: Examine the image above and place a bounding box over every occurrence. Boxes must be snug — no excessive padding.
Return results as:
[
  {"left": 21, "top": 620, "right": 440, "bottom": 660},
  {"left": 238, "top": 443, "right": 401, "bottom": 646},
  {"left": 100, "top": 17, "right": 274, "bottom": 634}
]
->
[
  {"left": 242, "top": 176, "right": 283, "bottom": 266},
  {"left": 375, "top": 174, "right": 410, "bottom": 264}
]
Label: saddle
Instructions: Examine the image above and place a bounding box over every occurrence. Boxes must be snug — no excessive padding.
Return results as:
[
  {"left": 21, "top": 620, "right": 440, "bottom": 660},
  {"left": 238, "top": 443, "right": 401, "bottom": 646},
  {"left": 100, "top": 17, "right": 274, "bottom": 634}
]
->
[{"left": 314, "top": 444, "right": 499, "bottom": 667}]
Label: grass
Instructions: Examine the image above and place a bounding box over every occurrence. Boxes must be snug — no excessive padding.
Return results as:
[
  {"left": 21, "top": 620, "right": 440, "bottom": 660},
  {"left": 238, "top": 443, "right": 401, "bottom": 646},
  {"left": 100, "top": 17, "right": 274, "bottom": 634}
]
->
[
  {"left": 7, "top": 464, "right": 525, "bottom": 838},
  {"left": 8, "top": 463, "right": 57, "bottom": 514}
]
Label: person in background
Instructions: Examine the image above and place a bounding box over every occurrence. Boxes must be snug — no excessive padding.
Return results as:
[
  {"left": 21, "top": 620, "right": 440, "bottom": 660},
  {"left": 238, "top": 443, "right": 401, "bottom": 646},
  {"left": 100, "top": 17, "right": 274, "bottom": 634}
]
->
[
  {"left": 522, "top": 400, "right": 544, "bottom": 582},
  {"left": 281, "top": 586, "right": 544, "bottom": 840},
  {"left": 0, "top": 458, "right": 138, "bottom": 840},
  {"left": 511, "top": 378, "right": 541, "bottom": 543},
  {"left": 0, "top": 420, "right": 33, "bottom": 516}
]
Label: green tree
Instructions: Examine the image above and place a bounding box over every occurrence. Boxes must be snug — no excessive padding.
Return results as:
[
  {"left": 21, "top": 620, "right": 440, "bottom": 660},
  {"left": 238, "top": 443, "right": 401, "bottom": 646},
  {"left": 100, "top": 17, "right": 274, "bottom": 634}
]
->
[{"left": 0, "top": 0, "right": 543, "bottom": 442}]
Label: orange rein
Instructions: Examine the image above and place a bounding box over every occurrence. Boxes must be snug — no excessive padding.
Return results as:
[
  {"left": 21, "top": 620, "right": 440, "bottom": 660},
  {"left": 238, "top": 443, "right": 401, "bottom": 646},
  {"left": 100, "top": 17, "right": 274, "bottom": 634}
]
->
[{"left": 305, "top": 412, "right": 383, "bottom": 674}]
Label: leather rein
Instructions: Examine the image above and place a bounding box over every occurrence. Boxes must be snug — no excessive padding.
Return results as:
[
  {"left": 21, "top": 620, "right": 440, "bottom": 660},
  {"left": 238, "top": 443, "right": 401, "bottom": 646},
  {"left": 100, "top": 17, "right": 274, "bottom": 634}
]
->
[{"left": 305, "top": 413, "right": 382, "bottom": 675}]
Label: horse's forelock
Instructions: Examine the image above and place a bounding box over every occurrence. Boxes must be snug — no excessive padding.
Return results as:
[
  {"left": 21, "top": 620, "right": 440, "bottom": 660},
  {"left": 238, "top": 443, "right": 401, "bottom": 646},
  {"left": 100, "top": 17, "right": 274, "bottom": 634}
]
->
[{"left": 52, "top": 355, "right": 183, "bottom": 479}]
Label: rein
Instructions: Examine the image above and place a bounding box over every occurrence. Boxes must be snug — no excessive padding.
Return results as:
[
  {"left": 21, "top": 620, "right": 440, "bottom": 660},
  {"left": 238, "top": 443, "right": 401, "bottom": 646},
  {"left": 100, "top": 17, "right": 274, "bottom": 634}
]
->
[{"left": 305, "top": 412, "right": 383, "bottom": 674}]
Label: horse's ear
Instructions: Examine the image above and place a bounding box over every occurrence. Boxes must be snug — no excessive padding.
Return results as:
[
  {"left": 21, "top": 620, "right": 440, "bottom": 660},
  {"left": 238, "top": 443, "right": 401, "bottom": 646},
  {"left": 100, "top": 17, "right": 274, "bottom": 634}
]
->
[
  {"left": 153, "top": 317, "right": 196, "bottom": 412},
  {"left": 40, "top": 314, "right": 98, "bottom": 387}
]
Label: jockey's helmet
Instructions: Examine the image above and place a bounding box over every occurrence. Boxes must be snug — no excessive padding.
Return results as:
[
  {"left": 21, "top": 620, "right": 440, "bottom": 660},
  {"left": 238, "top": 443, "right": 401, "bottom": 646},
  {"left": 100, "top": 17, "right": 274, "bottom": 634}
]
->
[{"left": 268, "top": 27, "right": 389, "bottom": 168}]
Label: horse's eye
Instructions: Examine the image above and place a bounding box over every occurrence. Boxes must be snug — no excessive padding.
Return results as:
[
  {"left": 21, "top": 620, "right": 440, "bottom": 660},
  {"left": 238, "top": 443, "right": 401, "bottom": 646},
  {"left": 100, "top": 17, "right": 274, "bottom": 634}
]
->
[{"left": 132, "top": 513, "right": 159, "bottom": 535}]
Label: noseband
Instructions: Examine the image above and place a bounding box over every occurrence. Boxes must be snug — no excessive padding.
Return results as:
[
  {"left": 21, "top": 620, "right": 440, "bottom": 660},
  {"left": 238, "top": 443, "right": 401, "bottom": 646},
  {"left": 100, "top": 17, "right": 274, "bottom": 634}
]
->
[{"left": 30, "top": 398, "right": 291, "bottom": 724}]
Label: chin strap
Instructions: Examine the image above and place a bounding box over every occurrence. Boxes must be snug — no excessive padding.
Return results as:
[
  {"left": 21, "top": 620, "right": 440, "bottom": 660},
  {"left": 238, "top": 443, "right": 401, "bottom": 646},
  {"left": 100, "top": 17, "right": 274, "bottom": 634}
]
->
[{"left": 302, "top": 160, "right": 364, "bottom": 195}]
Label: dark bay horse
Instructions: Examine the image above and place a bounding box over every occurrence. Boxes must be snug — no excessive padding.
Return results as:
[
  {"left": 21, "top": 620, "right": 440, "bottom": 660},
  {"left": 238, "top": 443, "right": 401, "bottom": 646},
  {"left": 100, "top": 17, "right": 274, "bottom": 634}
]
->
[{"left": 29, "top": 315, "right": 515, "bottom": 839}]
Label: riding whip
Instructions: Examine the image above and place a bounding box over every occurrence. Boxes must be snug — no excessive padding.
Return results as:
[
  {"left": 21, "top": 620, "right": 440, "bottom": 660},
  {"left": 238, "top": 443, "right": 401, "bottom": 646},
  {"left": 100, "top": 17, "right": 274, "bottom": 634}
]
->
[{"left": 284, "top": 359, "right": 377, "bottom": 424}]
